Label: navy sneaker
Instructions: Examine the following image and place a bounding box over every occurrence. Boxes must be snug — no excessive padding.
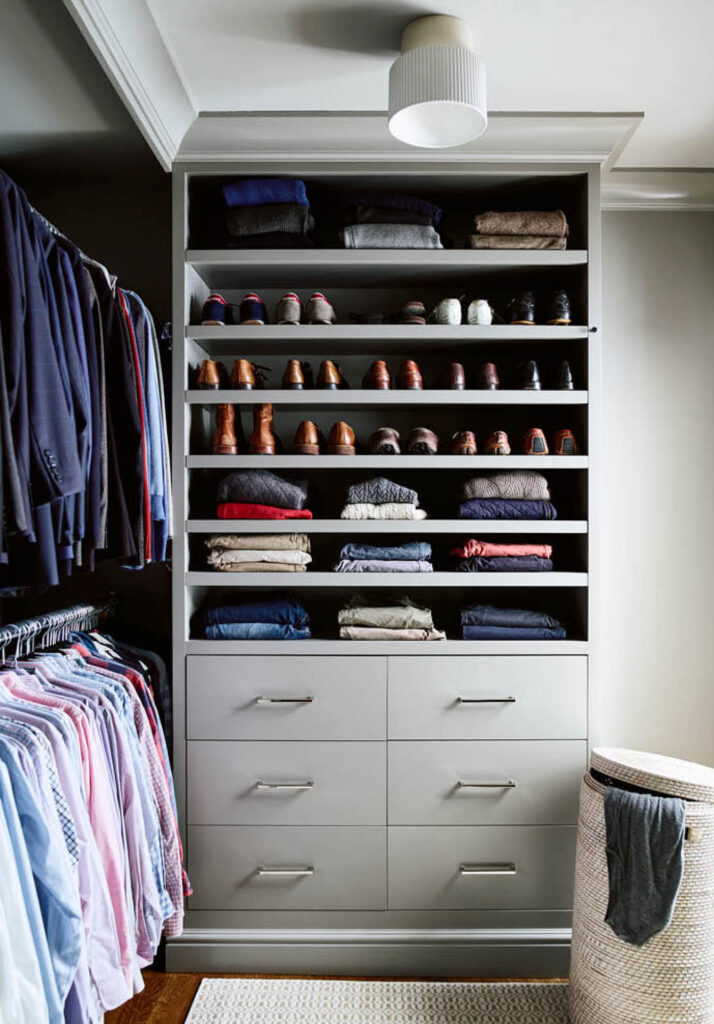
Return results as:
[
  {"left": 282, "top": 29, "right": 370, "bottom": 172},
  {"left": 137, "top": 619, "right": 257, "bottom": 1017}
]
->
[
  {"left": 201, "top": 293, "right": 231, "bottom": 326},
  {"left": 240, "top": 292, "right": 268, "bottom": 325}
]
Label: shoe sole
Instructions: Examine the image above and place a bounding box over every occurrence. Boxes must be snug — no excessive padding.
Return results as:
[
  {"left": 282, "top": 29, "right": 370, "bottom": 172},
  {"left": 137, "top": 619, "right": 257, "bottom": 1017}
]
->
[
  {"left": 249, "top": 446, "right": 276, "bottom": 455},
  {"left": 201, "top": 320, "right": 226, "bottom": 326},
  {"left": 510, "top": 320, "right": 535, "bottom": 326},
  {"left": 213, "top": 445, "right": 238, "bottom": 455},
  {"left": 372, "top": 444, "right": 399, "bottom": 455},
  {"left": 293, "top": 445, "right": 320, "bottom": 455},
  {"left": 397, "top": 384, "right": 423, "bottom": 390},
  {"left": 547, "top": 318, "right": 572, "bottom": 325},
  {"left": 276, "top": 321, "right": 300, "bottom": 326},
  {"left": 230, "top": 383, "right": 254, "bottom": 390},
  {"left": 318, "top": 383, "right": 339, "bottom": 390},
  {"left": 327, "top": 445, "right": 356, "bottom": 455},
  {"left": 197, "top": 383, "right": 220, "bottom": 390},
  {"left": 283, "top": 384, "right": 304, "bottom": 390},
  {"left": 241, "top": 319, "right": 265, "bottom": 326},
  {"left": 520, "top": 384, "right": 542, "bottom": 391}
]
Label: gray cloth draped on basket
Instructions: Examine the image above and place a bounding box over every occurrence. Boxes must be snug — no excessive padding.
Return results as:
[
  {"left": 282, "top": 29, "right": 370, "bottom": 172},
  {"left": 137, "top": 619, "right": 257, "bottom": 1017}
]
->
[{"left": 604, "top": 787, "right": 686, "bottom": 946}]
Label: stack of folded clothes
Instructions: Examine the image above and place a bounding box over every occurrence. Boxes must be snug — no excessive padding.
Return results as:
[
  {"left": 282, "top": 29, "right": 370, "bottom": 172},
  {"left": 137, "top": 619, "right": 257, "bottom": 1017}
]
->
[
  {"left": 468, "top": 210, "right": 569, "bottom": 250},
  {"left": 451, "top": 539, "right": 553, "bottom": 573},
  {"left": 334, "top": 540, "right": 432, "bottom": 573},
  {"left": 340, "top": 192, "right": 443, "bottom": 249},
  {"left": 458, "top": 471, "right": 557, "bottom": 520},
  {"left": 217, "top": 469, "right": 313, "bottom": 519},
  {"left": 222, "top": 178, "right": 314, "bottom": 249},
  {"left": 461, "top": 604, "right": 566, "bottom": 640},
  {"left": 338, "top": 596, "right": 446, "bottom": 641},
  {"left": 204, "top": 593, "right": 311, "bottom": 639},
  {"left": 340, "top": 477, "right": 427, "bottom": 520},
  {"left": 205, "top": 533, "right": 312, "bottom": 573}
]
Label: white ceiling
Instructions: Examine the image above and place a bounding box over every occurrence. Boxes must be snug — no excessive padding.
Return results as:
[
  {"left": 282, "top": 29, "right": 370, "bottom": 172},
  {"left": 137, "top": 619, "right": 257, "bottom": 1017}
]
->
[{"left": 146, "top": 0, "right": 714, "bottom": 168}]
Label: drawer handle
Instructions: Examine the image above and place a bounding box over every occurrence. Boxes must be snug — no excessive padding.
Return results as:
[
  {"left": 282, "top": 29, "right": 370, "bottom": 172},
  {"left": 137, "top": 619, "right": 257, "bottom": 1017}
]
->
[
  {"left": 459, "top": 863, "right": 517, "bottom": 876},
  {"left": 257, "top": 865, "right": 315, "bottom": 877},
  {"left": 457, "top": 780, "right": 516, "bottom": 790},
  {"left": 256, "top": 781, "right": 314, "bottom": 791},
  {"left": 255, "top": 696, "right": 314, "bottom": 705},
  {"left": 456, "top": 696, "right": 516, "bottom": 705}
]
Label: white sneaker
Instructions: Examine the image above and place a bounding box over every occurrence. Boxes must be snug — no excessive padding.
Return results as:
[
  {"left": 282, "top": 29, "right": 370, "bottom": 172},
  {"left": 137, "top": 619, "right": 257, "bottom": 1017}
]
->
[
  {"left": 467, "top": 299, "right": 493, "bottom": 326},
  {"left": 429, "top": 298, "right": 462, "bottom": 325}
]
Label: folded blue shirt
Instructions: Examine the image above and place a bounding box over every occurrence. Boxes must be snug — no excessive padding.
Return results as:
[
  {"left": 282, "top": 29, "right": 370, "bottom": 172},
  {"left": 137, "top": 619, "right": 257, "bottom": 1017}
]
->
[
  {"left": 339, "top": 541, "right": 431, "bottom": 562},
  {"left": 461, "top": 604, "right": 564, "bottom": 630},
  {"left": 205, "top": 622, "right": 312, "bottom": 640},
  {"left": 462, "top": 625, "right": 567, "bottom": 640},
  {"left": 459, "top": 498, "right": 558, "bottom": 520},
  {"left": 222, "top": 178, "right": 309, "bottom": 208},
  {"left": 205, "top": 593, "right": 309, "bottom": 628},
  {"left": 455, "top": 555, "right": 553, "bottom": 572}
]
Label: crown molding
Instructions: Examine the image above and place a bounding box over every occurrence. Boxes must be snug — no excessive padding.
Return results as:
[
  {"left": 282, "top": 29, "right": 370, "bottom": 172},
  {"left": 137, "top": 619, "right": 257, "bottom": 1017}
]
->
[
  {"left": 62, "top": 0, "right": 195, "bottom": 170},
  {"left": 601, "top": 168, "right": 714, "bottom": 211}
]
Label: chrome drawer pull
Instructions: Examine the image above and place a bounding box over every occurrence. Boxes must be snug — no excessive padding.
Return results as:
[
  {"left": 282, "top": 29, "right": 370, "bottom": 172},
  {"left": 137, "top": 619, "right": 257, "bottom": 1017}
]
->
[
  {"left": 255, "top": 696, "right": 313, "bottom": 705},
  {"left": 257, "top": 865, "right": 314, "bottom": 877},
  {"left": 457, "top": 696, "right": 516, "bottom": 705},
  {"left": 459, "top": 863, "right": 517, "bottom": 876},
  {"left": 457, "top": 780, "right": 516, "bottom": 789},
  {"left": 256, "top": 781, "right": 314, "bottom": 791}
]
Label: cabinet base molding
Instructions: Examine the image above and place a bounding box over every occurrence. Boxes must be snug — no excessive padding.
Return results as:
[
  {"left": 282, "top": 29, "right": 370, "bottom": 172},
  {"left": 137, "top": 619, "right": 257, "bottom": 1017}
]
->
[{"left": 166, "top": 928, "right": 571, "bottom": 976}]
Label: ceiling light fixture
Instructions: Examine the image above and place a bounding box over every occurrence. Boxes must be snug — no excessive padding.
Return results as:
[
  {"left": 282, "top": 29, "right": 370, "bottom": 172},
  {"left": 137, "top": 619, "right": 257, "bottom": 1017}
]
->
[{"left": 388, "top": 14, "right": 487, "bottom": 149}]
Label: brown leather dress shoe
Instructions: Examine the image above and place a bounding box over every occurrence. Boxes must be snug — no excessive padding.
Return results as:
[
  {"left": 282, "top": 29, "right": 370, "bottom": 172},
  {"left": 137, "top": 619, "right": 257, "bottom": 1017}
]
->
[
  {"left": 317, "top": 359, "right": 343, "bottom": 390},
  {"left": 551, "top": 428, "right": 579, "bottom": 454},
  {"left": 327, "top": 421, "right": 356, "bottom": 455},
  {"left": 249, "top": 404, "right": 277, "bottom": 455},
  {"left": 212, "top": 404, "right": 238, "bottom": 454},
  {"left": 477, "top": 362, "right": 500, "bottom": 390},
  {"left": 521, "top": 427, "right": 549, "bottom": 455},
  {"left": 230, "top": 359, "right": 257, "bottom": 390},
  {"left": 197, "top": 359, "right": 221, "bottom": 390},
  {"left": 396, "top": 359, "right": 423, "bottom": 390},
  {"left": 450, "top": 430, "right": 477, "bottom": 455},
  {"left": 436, "top": 363, "right": 466, "bottom": 390},
  {"left": 293, "top": 420, "right": 321, "bottom": 455},
  {"left": 406, "top": 427, "right": 439, "bottom": 454},
  {"left": 282, "top": 359, "right": 305, "bottom": 390},
  {"left": 368, "top": 427, "right": 401, "bottom": 454},
  {"left": 484, "top": 430, "right": 511, "bottom": 455},
  {"left": 362, "top": 360, "right": 392, "bottom": 389}
]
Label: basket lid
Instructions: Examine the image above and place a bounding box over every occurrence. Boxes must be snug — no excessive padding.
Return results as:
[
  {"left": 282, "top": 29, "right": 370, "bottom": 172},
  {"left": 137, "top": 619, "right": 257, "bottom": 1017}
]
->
[{"left": 591, "top": 747, "right": 714, "bottom": 802}]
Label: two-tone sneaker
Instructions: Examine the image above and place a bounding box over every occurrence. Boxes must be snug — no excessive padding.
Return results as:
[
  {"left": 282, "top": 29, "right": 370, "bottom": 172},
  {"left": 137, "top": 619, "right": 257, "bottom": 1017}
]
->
[
  {"left": 275, "top": 292, "right": 302, "bottom": 325},
  {"left": 306, "top": 292, "right": 336, "bottom": 324},
  {"left": 239, "top": 292, "right": 268, "bottom": 325},
  {"left": 201, "top": 293, "right": 231, "bottom": 326}
]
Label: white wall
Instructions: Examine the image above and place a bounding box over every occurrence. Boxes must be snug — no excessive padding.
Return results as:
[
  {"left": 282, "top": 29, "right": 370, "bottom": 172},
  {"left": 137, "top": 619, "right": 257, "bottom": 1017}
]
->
[{"left": 595, "top": 211, "right": 714, "bottom": 764}]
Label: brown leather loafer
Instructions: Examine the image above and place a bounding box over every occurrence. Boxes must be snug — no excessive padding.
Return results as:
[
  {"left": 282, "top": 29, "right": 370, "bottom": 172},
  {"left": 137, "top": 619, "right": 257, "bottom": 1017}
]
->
[
  {"left": 484, "top": 430, "right": 511, "bottom": 455},
  {"left": 450, "top": 430, "right": 477, "bottom": 455},
  {"left": 362, "top": 360, "right": 392, "bottom": 389},
  {"left": 230, "top": 359, "right": 257, "bottom": 390},
  {"left": 282, "top": 359, "right": 305, "bottom": 390},
  {"left": 368, "top": 427, "right": 401, "bottom": 454},
  {"left": 293, "top": 420, "right": 321, "bottom": 455},
  {"left": 249, "top": 403, "right": 277, "bottom": 455},
  {"left": 197, "top": 359, "right": 222, "bottom": 390},
  {"left": 477, "top": 362, "right": 500, "bottom": 390},
  {"left": 551, "top": 428, "right": 579, "bottom": 454},
  {"left": 212, "top": 404, "right": 238, "bottom": 454},
  {"left": 435, "top": 362, "right": 466, "bottom": 390},
  {"left": 396, "top": 359, "right": 423, "bottom": 390},
  {"left": 406, "top": 427, "right": 439, "bottom": 455},
  {"left": 327, "top": 421, "right": 356, "bottom": 455},
  {"left": 521, "top": 427, "right": 549, "bottom": 455},
  {"left": 317, "top": 359, "right": 344, "bottom": 389}
]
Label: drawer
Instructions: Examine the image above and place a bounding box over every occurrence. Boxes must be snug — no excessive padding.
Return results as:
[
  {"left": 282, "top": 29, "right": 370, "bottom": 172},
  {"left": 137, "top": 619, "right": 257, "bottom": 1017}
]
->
[
  {"left": 388, "top": 656, "right": 586, "bottom": 740},
  {"left": 187, "top": 656, "right": 386, "bottom": 740},
  {"left": 387, "top": 826, "right": 576, "bottom": 910},
  {"left": 188, "top": 826, "right": 386, "bottom": 910},
  {"left": 388, "top": 740, "right": 585, "bottom": 825},
  {"left": 188, "top": 741, "right": 385, "bottom": 825}
]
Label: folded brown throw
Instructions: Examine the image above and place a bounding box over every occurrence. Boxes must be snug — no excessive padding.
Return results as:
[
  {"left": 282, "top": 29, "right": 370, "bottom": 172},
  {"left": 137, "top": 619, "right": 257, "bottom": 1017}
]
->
[
  {"left": 468, "top": 234, "right": 567, "bottom": 250},
  {"left": 473, "top": 210, "right": 568, "bottom": 237}
]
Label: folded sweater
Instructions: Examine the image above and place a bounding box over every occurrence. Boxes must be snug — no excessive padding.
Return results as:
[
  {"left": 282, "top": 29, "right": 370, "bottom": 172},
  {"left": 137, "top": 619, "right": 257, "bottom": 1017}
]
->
[
  {"left": 334, "top": 559, "right": 433, "bottom": 573},
  {"left": 461, "top": 604, "right": 563, "bottom": 630},
  {"left": 455, "top": 555, "right": 553, "bottom": 573},
  {"left": 205, "top": 533, "right": 311, "bottom": 552},
  {"left": 347, "top": 478, "right": 419, "bottom": 507},
  {"left": 340, "top": 626, "right": 446, "bottom": 641},
  {"left": 473, "top": 210, "right": 568, "bottom": 237},
  {"left": 226, "top": 203, "right": 314, "bottom": 237},
  {"left": 341, "top": 224, "right": 443, "bottom": 249},
  {"left": 217, "top": 470, "right": 308, "bottom": 510},
  {"left": 451, "top": 540, "right": 552, "bottom": 559},
  {"left": 340, "top": 540, "right": 431, "bottom": 562},
  {"left": 461, "top": 471, "right": 551, "bottom": 501},
  {"left": 218, "top": 503, "right": 313, "bottom": 520},
  {"left": 222, "top": 178, "right": 309, "bottom": 208},
  {"left": 341, "top": 503, "right": 427, "bottom": 521},
  {"left": 345, "top": 192, "right": 442, "bottom": 225},
  {"left": 459, "top": 498, "right": 557, "bottom": 520}
]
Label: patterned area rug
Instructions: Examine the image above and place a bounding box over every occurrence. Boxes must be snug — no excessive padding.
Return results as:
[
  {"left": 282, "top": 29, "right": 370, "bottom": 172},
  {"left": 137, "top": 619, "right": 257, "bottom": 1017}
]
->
[{"left": 185, "top": 978, "right": 569, "bottom": 1023}]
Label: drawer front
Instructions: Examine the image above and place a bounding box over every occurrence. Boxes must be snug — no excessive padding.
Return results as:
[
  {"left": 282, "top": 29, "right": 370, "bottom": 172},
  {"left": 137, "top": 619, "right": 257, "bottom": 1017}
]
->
[
  {"left": 187, "top": 656, "right": 386, "bottom": 740},
  {"left": 387, "top": 826, "right": 576, "bottom": 910},
  {"left": 188, "top": 741, "right": 385, "bottom": 825},
  {"left": 188, "top": 826, "right": 386, "bottom": 910},
  {"left": 388, "top": 656, "right": 587, "bottom": 740},
  {"left": 388, "top": 740, "right": 585, "bottom": 825}
]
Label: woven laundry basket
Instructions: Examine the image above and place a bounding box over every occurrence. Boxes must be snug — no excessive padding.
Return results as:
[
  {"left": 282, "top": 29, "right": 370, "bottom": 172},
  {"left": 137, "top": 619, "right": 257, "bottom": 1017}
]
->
[{"left": 569, "top": 747, "right": 714, "bottom": 1024}]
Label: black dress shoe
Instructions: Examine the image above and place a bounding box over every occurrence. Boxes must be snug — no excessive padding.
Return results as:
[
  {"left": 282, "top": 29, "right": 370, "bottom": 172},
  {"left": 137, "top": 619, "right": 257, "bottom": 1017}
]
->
[
  {"left": 506, "top": 290, "right": 535, "bottom": 325},
  {"left": 556, "top": 359, "right": 574, "bottom": 390},
  {"left": 547, "top": 290, "right": 572, "bottom": 325},
  {"left": 516, "top": 359, "right": 541, "bottom": 390}
]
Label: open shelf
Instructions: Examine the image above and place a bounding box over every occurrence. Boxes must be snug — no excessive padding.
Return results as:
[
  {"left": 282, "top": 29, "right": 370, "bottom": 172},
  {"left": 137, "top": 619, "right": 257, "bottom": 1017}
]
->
[
  {"left": 186, "top": 519, "right": 588, "bottom": 534},
  {"left": 187, "top": 571, "right": 587, "bottom": 588},
  {"left": 187, "top": 454, "right": 588, "bottom": 469},
  {"left": 186, "top": 389, "right": 588, "bottom": 406},
  {"left": 185, "top": 639, "right": 590, "bottom": 655}
]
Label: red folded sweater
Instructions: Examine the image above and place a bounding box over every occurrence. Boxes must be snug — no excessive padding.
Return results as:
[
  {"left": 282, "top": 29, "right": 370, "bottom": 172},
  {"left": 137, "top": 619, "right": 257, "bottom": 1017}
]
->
[
  {"left": 450, "top": 539, "right": 552, "bottom": 559},
  {"left": 217, "top": 502, "right": 313, "bottom": 520}
]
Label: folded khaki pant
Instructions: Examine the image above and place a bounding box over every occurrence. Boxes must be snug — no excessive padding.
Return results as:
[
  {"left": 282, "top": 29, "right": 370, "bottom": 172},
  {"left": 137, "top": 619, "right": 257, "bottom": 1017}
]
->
[{"left": 339, "top": 626, "right": 446, "bottom": 641}]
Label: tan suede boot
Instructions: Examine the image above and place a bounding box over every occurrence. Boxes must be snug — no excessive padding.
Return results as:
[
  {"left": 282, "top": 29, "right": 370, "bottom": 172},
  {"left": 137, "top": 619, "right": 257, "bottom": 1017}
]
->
[
  {"left": 249, "top": 403, "right": 277, "bottom": 455},
  {"left": 212, "top": 404, "right": 238, "bottom": 454}
]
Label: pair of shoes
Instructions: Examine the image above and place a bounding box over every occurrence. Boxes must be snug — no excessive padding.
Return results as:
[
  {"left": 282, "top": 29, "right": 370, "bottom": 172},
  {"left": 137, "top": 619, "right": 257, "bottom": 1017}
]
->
[
  {"left": 429, "top": 298, "right": 493, "bottom": 325},
  {"left": 198, "top": 358, "right": 270, "bottom": 390},
  {"left": 362, "top": 360, "right": 423, "bottom": 389},
  {"left": 283, "top": 359, "right": 347, "bottom": 389},
  {"left": 212, "top": 403, "right": 280, "bottom": 454},
  {"left": 200, "top": 291, "right": 336, "bottom": 326},
  {"left": 506, "top": 290, "right": 572, "bottom": 325},
  {"left": 293, "top": 421, "right": 355, "bottom": 455},
  {"left": 368, "top": 427, "right": 439, "bottom": 455},
  {"left": 447, "top": 427, "right": 579, "bottom": 455},
  {"left": 515, "top": 359, "right": 575, "bottom": 390}
]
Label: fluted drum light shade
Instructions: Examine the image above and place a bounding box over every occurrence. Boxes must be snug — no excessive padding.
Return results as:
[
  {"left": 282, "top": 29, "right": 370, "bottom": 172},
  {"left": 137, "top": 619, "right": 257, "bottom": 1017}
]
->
[{"left": 388, "top": 15, "right": 487, "bottom": 149}]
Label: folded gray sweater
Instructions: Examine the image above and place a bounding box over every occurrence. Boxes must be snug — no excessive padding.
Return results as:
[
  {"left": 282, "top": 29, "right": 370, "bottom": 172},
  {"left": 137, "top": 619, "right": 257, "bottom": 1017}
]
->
[
  {"left": 340, "top": 224, "right": 443, "bottom": 249},
  {"left": 347, "top": 477, "right": 418, "bottom": 506},
  {"left": 217, "top": 470, "right": 308, "bottom": 510},
  {"left": 226, "top": 203, "right": 314, "bottom": 237},
  {"left": 461, "top": 471, "right": 551, "bottom": 501}
]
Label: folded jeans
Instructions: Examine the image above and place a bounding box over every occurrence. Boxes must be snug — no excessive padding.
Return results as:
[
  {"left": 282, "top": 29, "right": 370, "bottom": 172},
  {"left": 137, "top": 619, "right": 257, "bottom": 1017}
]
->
[{"left": 206, "top": 622, "right": 312, "bottom": 639}]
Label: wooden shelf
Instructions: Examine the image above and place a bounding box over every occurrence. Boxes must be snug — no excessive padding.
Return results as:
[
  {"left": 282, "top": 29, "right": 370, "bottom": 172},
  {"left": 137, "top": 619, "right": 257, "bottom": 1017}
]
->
[
  {"left": 185, "top": 639, "right": 590, "bottom": 655},
  {"left": 186, "top": 571, "right": 587, "bottom": 588},
  {"left": 186, "top": 519, "right": 588, "bottom": 534},
  {"left": 187, "top": 454, "right": 588, "bottom": 469},
  {"left": 186, "top": 389, "right": 588, "bottom": 406}
]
